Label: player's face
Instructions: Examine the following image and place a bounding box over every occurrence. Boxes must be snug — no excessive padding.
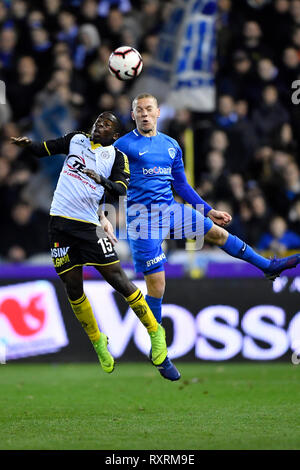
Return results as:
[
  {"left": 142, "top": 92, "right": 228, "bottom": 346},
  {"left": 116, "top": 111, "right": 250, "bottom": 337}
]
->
[
  {"left": 91, "top": 114, "right": 119, "bottom": 145},
  {"left": 132, "top": 97, "right": 160, "bottom": 135}
]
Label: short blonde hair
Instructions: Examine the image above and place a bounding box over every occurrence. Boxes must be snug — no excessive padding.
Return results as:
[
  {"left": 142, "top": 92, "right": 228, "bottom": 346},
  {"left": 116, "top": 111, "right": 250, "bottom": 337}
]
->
[{"left": 132, "top": 93, "right": 158, "bottom": 110}]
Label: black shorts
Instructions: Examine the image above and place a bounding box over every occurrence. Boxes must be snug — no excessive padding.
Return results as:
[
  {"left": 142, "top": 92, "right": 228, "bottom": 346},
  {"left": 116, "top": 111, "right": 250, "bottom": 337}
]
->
[{"left": 48, "top": 216, "right": 119, "bottom": 275}]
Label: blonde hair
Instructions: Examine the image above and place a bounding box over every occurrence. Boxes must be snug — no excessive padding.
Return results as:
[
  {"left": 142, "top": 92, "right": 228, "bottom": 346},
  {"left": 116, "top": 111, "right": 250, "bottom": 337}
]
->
[{"left": 132, "top": 93, "right": 158, "bottom": 110}]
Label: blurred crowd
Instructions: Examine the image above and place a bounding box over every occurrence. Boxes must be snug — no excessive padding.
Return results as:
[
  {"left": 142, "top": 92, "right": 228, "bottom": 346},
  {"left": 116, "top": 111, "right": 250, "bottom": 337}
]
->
[
  {"left": 0, "top": 0, "right": 300, "bottom": 265},
  {"left": 199, "top": 0, "right": 300, "bottom": 256}
]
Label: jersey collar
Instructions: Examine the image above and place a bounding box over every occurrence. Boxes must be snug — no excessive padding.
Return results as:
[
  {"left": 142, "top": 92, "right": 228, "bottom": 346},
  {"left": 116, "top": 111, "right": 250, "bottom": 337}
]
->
[
  {"left": 90, "top": 139, "right": 102, "bottom": 150},
  {"left": 133, "top": 128, "right": 160, "bottom": 137}
]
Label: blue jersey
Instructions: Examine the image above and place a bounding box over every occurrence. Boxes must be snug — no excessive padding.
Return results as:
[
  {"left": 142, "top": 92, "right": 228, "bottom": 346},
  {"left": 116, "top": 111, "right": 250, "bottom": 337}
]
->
[
  {"left": 114, "top": 129, "right": 184, "bottom": 207},
  {"left": 114, "top": 128, "right": 213, "bottom": 274}
]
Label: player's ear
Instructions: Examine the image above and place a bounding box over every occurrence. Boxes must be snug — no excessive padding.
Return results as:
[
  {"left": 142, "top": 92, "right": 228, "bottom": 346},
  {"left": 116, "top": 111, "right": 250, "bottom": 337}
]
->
[
  {"left": 113, "top": 132, "right": 120, "bottom": 141},
  {"left": 131, "top": 110, "right": 135, "bottom": 121}
]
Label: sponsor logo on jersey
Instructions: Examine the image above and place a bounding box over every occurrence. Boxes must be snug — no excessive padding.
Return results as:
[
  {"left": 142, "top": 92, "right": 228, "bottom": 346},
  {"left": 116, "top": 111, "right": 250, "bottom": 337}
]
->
[
  {"left": 64, "top": 154, "right": 97, "bottom": 189},
  {"left": 66, "top": 154, "right": 87, "bottom": 175},
  {"left": 168, "top": 148, "right": 176, "bottom": 159},
  {"left": 142, "top": 166, "right": 171, "bottom": 176}
]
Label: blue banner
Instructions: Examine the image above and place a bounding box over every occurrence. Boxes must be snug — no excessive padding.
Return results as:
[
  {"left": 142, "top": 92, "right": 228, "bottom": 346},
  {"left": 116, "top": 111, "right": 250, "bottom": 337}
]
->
[
  {"left": 168, "top": 0, "right": 217, "bottom": 111},
  {"left": 134, "top": 0, "right": 216, "bottom": 112}
]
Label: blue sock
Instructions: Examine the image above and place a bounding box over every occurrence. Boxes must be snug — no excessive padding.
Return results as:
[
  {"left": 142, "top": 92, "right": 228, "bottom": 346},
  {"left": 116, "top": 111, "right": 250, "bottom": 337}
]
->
[
  {"left": 145, "top": 295, "right": 162, "bottom": 324},
  {"left": 221, "top": 234, "right": 271, "bottom": 271}
]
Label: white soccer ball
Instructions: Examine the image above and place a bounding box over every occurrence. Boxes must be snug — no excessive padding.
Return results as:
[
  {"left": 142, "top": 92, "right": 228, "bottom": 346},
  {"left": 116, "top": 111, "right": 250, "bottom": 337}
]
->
[{"left": 108, "top": 46, "right": 143, "bottom": 81}]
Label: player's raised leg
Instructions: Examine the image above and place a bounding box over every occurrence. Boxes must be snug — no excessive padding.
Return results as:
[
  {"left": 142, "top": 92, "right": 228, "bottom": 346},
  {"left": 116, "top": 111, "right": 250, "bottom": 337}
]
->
[
  {"left": 127, "top": 229, "right": 181, "bottom": 380},
  {"left": 94, "top": 262, "right": 170, "bottom": 370},
  {"left": 60, "top": 266, "right": 114, "bottom": 373},
  {"left": 205, "top": 224, "right": 300, "bottom": 280}
]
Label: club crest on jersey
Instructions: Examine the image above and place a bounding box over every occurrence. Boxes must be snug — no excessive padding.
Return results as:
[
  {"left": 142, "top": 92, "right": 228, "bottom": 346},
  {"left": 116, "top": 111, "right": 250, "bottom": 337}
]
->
[
  {"left": 168, "top": 148, "right": 176, "bottom": 159},
  {"left": 101, "top": 150, "right": 110, "bottom": 159}
]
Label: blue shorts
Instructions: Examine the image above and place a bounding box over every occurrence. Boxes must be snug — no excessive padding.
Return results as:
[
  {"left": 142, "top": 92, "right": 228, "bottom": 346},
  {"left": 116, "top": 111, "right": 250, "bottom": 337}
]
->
[{"left": 127, "top": 202, "right": 213, "bottom": 274}]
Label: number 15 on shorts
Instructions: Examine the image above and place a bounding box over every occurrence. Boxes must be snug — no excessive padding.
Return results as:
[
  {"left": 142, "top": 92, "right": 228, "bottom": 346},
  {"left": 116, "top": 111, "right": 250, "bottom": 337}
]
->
[{"left": 98, "top": 238, "right": 113, "bottom": 254}]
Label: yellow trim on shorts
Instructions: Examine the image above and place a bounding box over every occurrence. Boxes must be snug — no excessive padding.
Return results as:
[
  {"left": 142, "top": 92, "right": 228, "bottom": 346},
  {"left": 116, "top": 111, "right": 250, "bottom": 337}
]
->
[
  {"left": 50, "top": 213, "right": 100, "bottom": 226},
  {"left": 43, "top": 141, "right": 51, "bottom": 156},
  {"left": 57, "top": 260, "right": 120, "bottom": 276}
]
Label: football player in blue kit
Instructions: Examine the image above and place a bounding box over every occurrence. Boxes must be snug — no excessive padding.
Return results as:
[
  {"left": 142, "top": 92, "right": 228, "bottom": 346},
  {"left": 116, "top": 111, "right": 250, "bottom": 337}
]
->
[{"left": 113, "top": 93, "right": 300, "bottom": 381}]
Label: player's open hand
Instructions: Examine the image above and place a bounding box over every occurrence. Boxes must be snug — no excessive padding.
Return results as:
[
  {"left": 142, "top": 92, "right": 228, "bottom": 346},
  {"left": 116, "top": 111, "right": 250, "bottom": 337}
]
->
[
  {"left": 82, "top": 168, "right": 101, "bottom": 184},
  {"left": 207, "top": 209, "right": 232, "bottom": 227},
  {"left": 10, "top": 136, "right": 32, "bottom": 147}
]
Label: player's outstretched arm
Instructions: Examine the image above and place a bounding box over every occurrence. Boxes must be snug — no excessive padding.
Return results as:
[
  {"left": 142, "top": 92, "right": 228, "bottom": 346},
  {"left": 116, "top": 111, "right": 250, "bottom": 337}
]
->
[
  {"left": 172, "top": 168, "right": 212, "bottom": 215},
  {"left": 172, "top": 169, "right": 231, "bottom": 226},
  {"left": 11, "top": 132, "right": 77, "bottom": 157}
]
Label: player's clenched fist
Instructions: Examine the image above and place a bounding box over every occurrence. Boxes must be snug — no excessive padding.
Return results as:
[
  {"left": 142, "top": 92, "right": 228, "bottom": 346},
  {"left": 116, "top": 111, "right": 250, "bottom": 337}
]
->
[
  {"left": 207, "top": 209, "right": 232, "bottom": 227},
  {"left": 10, "top": 136, "right": 32, "bottom": 147}
]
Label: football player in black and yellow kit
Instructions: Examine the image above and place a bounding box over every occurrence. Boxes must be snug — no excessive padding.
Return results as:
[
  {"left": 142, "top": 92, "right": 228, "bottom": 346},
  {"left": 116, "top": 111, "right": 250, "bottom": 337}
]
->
[{"left": 11, "top": 112, "right": 169, "bottom": 377}]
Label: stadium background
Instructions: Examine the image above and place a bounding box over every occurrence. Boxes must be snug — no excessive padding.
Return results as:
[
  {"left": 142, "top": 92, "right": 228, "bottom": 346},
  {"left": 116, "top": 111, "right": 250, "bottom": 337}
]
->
[{"left": 1, "top": 0, "right": 300, "bottom": 364}]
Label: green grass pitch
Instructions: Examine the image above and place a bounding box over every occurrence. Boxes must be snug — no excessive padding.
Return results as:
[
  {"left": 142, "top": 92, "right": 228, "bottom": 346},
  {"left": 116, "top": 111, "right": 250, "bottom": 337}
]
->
[{"left": 1, "top": 362, "right": 300, "bottom": 450}]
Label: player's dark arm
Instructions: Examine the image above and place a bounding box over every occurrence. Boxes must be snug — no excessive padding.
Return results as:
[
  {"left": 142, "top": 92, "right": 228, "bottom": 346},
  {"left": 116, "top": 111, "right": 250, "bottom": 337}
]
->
[
  {"left": 10, "top": 133, "right": 78, "bottom": 157},
  {"left": 83, "top": 169, "right": 127, "bottom": 197},
  {"left": 85, "top": 147, "right": 130, "bottom": 197},
  {"left": 172, "top": 168, "right": 213, "bottom": 216}
]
